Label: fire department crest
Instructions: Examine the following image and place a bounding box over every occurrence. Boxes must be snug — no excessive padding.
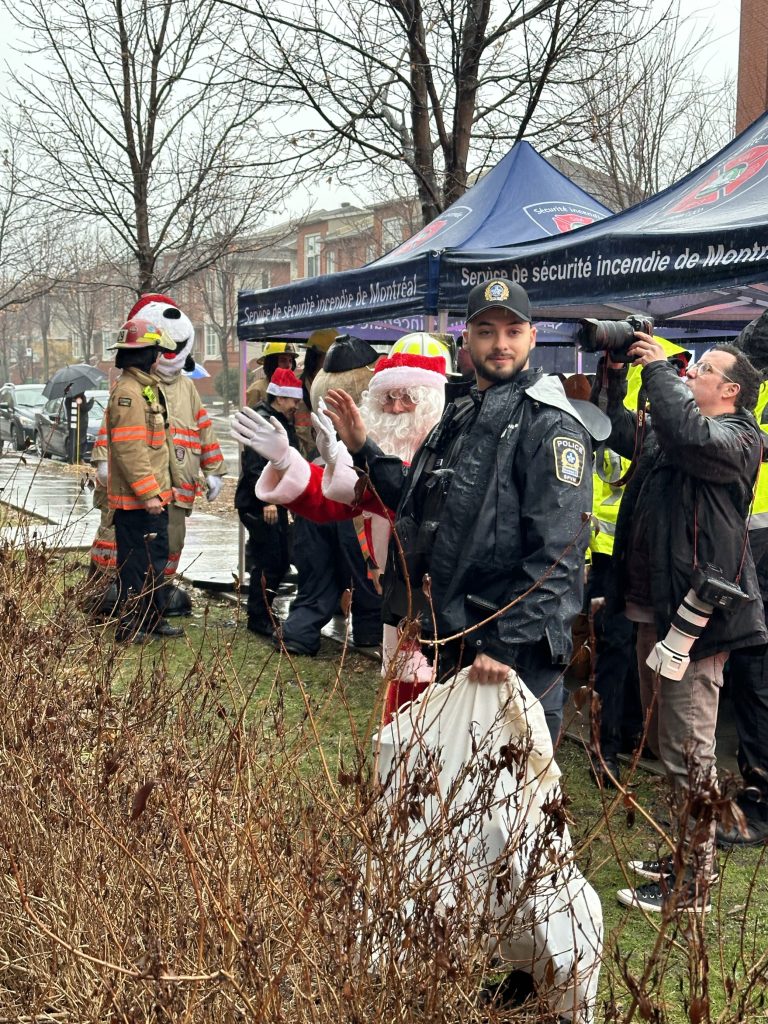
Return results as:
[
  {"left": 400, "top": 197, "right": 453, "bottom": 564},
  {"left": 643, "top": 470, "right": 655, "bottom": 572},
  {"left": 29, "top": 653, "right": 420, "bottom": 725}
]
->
[
  {"left": 175, "top": 445, "right": 185, "bottom": 463},
  {"left": 522, "top": 201, "right": 602, "bottom": 236},
  {"left": 485, "top": 280, "right": 510, "bottom": 302},
  {"left": 643, "top": 124, "right": 768, "bottom": 228},
  {"left": 389, "top": 206, "right": 472, "bottom": 258}
]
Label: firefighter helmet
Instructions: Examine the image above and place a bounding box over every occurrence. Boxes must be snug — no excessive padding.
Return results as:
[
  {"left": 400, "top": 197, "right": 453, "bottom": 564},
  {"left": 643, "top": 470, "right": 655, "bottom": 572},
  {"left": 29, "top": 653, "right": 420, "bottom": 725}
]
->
[
  {"left": 257, "top": 341, "right": 298, "bottom": 365},
  {"left": 110, "top": 317, "right": 176, "bottom": 351}
]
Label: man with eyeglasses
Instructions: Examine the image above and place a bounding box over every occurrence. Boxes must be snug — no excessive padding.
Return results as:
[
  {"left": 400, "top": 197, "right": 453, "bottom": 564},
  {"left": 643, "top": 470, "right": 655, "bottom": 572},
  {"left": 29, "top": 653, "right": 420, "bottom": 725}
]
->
[{"left": 595, "top": 334, "right": 767, "bottom": 914}]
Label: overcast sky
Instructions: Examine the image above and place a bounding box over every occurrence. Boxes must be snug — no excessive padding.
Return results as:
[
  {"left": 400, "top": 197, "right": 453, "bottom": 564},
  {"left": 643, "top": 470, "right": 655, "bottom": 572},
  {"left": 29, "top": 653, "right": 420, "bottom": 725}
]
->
[{"left": 0, "top": 0, "right": 741, "bottom": 215}]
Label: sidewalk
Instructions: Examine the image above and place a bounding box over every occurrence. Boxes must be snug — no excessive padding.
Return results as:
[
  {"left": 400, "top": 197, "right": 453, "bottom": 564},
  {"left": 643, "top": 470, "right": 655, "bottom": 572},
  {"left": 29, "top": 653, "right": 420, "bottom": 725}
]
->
[{"left": 0, "top": 452, "right": 241, "bottom": 588}]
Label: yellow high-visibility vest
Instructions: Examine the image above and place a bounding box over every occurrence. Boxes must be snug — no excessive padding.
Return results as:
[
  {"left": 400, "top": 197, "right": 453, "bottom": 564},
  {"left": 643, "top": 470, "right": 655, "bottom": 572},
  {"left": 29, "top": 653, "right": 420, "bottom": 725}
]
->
[{"left": 750, "top": 381, "right": 768, "bottom": 533}]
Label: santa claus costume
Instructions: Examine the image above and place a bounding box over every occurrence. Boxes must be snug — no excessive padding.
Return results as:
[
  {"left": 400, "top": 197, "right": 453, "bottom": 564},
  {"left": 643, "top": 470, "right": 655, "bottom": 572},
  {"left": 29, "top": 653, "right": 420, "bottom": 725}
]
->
[{"left": 234, "top": 346, "right": 447, "bottom": 718}]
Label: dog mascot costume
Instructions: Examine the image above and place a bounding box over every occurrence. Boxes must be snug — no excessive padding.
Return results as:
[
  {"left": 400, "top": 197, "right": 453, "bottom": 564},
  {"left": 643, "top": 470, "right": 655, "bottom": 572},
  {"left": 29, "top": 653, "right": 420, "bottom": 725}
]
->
[{"left": 88, "top": 294, "right": 226, "bottom": 615}]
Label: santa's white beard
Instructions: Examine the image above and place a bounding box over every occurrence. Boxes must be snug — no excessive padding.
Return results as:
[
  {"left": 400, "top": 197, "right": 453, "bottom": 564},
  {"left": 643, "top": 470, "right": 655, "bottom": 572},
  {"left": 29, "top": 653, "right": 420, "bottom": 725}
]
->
[{"left": 360, "top": 389, "right": 443, "bottom": 462}]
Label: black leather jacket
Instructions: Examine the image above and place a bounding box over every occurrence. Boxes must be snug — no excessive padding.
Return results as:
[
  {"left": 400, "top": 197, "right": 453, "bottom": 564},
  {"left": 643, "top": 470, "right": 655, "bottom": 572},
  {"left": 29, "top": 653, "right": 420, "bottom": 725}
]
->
[
  {"left": 355, "top": 369, "right": 594, "bottom": 668},
  {"left": 599, "top": 360, "right": 768, "bottom": 657},
  {"left": 235, "top": 401, "right": 298, "bottom": 529}
]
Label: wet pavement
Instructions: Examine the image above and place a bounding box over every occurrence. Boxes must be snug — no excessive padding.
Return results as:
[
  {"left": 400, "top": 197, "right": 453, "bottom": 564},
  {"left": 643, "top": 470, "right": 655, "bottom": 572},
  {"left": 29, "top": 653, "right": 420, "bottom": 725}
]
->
[
  {"left": 0, "top": 438, "right": 355, "bottom": 651},
  {"left": 0, "top": 449, "right": 242, "bottom": 585}
]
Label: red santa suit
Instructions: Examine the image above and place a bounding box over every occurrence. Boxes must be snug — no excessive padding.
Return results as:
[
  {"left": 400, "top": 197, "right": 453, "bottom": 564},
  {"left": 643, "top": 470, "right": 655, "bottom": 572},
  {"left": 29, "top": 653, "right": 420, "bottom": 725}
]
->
[{"left": 256, "top": 351, "right": 447, "bottom": 719}]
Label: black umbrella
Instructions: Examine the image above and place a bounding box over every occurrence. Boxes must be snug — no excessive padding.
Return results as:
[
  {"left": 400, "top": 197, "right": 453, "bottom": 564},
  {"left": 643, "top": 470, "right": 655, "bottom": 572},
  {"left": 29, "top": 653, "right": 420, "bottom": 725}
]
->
[{"left": 42, "top": 363, "right": 107, "bottom": 400}]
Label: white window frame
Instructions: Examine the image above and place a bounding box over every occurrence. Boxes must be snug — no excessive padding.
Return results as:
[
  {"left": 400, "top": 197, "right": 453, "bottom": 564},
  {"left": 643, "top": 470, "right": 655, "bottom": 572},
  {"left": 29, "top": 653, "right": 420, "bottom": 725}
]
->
[
  {"left": 204, "top": 323, "right": 219, "bottom": 359},
  {"left": 325, "top": 249, "right": 336, "bottom": 274},
  {"left": 305, "top": 233, "right": 321, "bottom": 277},
  {"left": 381, "top": 217, "right": 403, "bottom": 251}
]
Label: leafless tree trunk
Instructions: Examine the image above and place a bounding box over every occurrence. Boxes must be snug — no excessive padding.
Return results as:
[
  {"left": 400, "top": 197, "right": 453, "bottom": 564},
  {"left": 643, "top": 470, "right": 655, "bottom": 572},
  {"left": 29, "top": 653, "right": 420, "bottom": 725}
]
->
[
  {"left": 228, "top": 0, "right": 670, "bottom": 225},
  {"left": 56, "top": 235, "right": 113, "bottom": 364},
  {"left": 31, "top": 291, "right": 53, "bottom": 382},
  {"left": 7, "top": 0, "right": 292, "bottom": 296}
]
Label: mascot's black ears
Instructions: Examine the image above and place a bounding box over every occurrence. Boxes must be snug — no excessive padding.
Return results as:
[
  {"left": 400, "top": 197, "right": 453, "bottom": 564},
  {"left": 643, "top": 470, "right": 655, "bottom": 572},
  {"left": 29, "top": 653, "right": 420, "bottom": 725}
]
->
[{"left": 184, "top": 354, "right": 196, "bottom": 372}]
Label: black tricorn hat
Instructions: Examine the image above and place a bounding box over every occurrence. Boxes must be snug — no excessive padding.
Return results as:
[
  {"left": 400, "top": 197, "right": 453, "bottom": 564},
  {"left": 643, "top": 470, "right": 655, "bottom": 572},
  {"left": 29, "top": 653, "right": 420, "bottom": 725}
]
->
[
  {"left": 735, "top": 311, "right": 768, "bottom": 374},
  {"left": 323, "top": 334, "right": 379, "bottom": 373}
]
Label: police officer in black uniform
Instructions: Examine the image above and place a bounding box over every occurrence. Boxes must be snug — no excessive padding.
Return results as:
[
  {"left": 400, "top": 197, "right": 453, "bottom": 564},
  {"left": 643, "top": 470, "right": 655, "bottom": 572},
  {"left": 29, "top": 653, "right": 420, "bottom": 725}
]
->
[{"left": 325, "top": 280, "right": 608, "bottom": 742}]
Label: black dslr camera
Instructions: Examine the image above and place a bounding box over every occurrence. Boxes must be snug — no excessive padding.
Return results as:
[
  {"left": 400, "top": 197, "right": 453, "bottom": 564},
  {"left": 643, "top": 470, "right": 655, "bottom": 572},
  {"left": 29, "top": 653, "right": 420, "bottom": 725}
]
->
[
  {"left": 690, "top": 564, "right": 750, "bottom": 611},
  {"left": 575, "top": 313, "right": 654, "bottom": 363}
]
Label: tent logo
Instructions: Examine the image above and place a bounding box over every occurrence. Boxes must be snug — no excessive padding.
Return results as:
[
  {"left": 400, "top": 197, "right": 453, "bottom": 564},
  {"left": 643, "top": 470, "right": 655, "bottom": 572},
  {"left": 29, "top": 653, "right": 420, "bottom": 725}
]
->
[
  {"left": 389, "top": 206, "right": 472, "bottom": 256},
  {"left": 523, "top": 202, "right": 601, "bottom": 235},
  {"left": 669, "top": 144, "right": 768, "bottom": 215}
]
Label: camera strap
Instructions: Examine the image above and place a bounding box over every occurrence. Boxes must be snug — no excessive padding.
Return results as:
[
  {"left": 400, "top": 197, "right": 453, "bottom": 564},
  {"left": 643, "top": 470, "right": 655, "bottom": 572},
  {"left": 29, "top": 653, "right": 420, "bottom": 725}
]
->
[{"left": 613, "top": 389, "right": 648, "bottom": 488}]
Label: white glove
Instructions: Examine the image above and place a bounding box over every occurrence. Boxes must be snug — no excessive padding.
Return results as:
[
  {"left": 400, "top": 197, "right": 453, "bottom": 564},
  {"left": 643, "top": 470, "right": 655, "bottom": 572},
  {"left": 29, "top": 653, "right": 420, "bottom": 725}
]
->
[
  {"left": 205, "top": 474, "right": 223, "bottom": 501},
  {"left": 311, "top": 398, "right": 340, "bottom": 468},
  {"left": 231, "top": 407, "right": 291, "bottom": 471},
  {"left": 95, "top": 461, "right": 109, "bottom": 487}
]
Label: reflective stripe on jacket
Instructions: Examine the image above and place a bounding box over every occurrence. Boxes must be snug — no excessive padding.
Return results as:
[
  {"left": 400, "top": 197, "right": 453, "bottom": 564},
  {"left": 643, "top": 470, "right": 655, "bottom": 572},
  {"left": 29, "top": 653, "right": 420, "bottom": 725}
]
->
[
  {"left": 590, "top": 446, "right": 629, "bottom": 555},
  {"left": 96, "top": 374, "right": 226, "bottom": 510},
  {"left": 159, "top": 375, "right": 226, "bottom": 507},
  {"left": 749, "top": 381, "right": 768, "bottom": 534},
  {"left": 106, "top": 368, "right": 172, "bottom": 511}
]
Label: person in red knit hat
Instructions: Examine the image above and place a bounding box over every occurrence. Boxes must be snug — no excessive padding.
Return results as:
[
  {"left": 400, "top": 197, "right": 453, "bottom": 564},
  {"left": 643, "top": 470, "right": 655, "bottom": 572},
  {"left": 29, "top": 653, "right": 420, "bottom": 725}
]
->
[{"left": 234, "top": 367, "right": 303, "bottom": 636}]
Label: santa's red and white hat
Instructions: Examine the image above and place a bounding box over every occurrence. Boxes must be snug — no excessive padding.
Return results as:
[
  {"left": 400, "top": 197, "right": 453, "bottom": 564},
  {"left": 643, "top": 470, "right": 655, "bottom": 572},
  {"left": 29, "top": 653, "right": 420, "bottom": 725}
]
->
[
  {"left": 267, "top": 368, "right": 303, "bottom": 399},
  {"left": 368, "top": 352, "right": 446, "bottom": 394}
]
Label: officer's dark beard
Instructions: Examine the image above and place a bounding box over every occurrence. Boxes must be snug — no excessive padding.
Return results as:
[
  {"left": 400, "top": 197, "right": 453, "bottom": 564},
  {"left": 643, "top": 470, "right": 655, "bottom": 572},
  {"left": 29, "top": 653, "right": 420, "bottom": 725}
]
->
[{"left": 469, "top": 344, "right": 532, "bottom": 386}]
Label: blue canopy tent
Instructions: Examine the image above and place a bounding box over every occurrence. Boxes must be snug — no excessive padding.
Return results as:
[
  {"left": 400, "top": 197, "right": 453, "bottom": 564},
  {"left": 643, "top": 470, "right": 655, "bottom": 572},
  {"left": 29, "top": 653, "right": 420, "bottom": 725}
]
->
[
  {"left": 437, "top": 111, "right": 768, "bottom": 330},
  {"left": 237, "top": 141, "right": 612, "bottom": 341}
]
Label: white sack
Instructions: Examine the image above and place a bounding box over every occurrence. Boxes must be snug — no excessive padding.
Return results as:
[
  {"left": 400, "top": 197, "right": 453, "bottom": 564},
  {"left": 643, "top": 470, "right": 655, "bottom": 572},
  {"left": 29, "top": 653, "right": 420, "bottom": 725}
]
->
[{"left": 371, "top": 668, "right": 603, "bottom": 1023}]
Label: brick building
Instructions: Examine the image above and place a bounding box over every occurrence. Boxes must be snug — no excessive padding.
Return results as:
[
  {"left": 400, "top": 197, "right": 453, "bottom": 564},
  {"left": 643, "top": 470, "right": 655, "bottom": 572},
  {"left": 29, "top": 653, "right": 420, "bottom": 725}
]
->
[{"left": 737, "top": 0, "right": 768, "bottom": 133}]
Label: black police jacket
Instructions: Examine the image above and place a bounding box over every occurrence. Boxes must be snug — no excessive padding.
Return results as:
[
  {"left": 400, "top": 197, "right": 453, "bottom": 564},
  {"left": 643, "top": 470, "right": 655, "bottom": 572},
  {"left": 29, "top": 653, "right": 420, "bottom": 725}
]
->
[
  {"left": 601, "top": 360, "right": 768, "bottom": 657},
  {"left": 355, "top": 369, "right": 595, "bottom": 668}
]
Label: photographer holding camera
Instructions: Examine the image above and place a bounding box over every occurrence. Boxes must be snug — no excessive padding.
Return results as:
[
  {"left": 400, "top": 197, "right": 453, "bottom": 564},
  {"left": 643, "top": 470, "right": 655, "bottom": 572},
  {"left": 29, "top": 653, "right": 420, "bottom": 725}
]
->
[{"left": 592, "top": 330, "right": 766, "bottom": 913}]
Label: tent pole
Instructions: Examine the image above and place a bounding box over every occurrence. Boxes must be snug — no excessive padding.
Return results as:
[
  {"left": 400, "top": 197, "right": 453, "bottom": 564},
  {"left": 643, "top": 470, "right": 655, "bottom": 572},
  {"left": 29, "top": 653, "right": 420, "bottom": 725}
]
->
[
  {"left": 437, "top": 309, "right": 449, "bottom": 333},
  {"left": 238, "top": 332, "right": 248, "bottom": 588}
]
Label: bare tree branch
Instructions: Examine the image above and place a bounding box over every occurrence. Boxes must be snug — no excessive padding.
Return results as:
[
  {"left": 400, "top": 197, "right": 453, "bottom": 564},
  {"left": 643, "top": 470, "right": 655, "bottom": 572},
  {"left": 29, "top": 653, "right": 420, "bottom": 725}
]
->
[
  {"left": 223, "top": 0, "right": 670, "bottom": 225},
  {"left": 4, "top": 0, "right": 297, "bottom": 294}
]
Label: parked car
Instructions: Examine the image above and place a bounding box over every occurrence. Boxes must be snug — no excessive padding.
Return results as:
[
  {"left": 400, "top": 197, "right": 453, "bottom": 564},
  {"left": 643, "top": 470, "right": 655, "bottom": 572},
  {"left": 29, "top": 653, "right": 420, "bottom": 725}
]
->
[
  {"left": 0, "top": 383, "right": 48, "bottom": 452},
  {"left": 34, "top": 390, "right": 110, "bottom": 463}
]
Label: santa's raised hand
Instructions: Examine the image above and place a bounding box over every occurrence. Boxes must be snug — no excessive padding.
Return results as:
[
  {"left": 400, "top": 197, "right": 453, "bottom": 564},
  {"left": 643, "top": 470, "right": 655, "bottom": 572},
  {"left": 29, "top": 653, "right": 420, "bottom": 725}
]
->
[
  {"left": 323, "top": 389, "right": 368, "bottom": 453},
  {"left": 230, "top": 408, "right": 291, "bottom": 471}
]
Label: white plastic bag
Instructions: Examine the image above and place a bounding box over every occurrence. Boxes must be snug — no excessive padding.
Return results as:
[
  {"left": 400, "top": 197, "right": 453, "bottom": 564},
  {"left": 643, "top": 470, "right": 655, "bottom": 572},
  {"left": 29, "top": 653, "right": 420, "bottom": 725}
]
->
[{"left": 372, "top": 667, "right": 603, "bottom": 1023}]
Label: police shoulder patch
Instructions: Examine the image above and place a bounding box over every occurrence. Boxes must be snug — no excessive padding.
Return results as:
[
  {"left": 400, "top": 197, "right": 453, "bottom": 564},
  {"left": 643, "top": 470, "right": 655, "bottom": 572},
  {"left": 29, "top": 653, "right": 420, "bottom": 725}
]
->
[
  {"left": 553, "top": 436, "right": 585, "bottom": 486},
  {"left": 117, "top": 397, "right": 132, "bottom": 407}
]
